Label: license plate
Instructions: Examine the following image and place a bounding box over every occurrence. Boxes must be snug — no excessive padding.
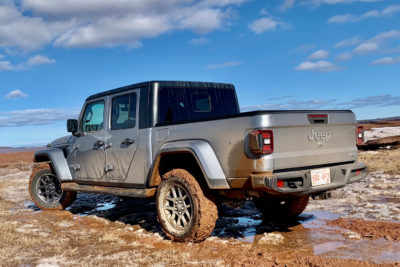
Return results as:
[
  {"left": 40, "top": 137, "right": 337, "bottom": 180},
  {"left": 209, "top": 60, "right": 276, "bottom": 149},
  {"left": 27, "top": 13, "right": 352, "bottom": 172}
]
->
[{"left": 311, "top": 168, "right": 331, "bottom": 186}]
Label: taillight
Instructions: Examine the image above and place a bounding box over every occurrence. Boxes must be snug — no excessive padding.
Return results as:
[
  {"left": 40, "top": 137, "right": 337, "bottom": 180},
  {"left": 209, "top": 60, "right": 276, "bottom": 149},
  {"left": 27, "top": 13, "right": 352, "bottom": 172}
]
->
[
  {"left": 356, "top": 125, "right": 364, "bottom": 145},
  {"left": 249, "top": 130, "right": 274, "bottom": 155}
]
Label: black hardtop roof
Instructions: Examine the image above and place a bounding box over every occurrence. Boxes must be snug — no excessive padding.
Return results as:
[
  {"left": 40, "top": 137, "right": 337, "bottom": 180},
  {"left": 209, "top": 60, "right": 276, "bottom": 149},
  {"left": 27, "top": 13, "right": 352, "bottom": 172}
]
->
[{"left": 86, "top": 80, "right": 235, "bottom": 101}]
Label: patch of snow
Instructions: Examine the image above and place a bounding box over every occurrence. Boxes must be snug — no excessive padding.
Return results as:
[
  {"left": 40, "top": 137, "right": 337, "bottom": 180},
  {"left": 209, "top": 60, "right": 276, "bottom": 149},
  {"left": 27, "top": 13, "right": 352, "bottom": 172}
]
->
[{"left": 364, "top": 127, "right": 400, "bottom": 142}]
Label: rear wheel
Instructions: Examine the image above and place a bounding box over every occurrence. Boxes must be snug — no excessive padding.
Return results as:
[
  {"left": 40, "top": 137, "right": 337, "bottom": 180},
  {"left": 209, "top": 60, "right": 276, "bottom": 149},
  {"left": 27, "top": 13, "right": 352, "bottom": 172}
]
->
[
  {"left": 253, "top": 195, "right": 309, "bottom": 219},
  {"left": 156, "top": 169, "right": 218, "bottom": 242},
  {"left": 29, "top": 166, "right": 76, "bottom": 210}
]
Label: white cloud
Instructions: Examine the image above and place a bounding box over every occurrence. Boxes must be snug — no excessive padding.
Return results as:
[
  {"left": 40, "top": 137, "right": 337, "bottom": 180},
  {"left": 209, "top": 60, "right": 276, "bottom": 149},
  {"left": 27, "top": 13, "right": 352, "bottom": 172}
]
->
[
  {"left": 280, "top": 0, "right": 296, "bottom": 11},
  {"left": 371, "top": 56, "right": 400, "bottom": 65},
  {"left": 279, "top": 0, "right": 381, "bottom": 11},
  {"left": 308, "top": 49, "right": 329, "bottom": 60},
  {"left": 334, "top": 36, "right": 362, "bottom": 48},
  {"left": 369, "top": 30, "right": 400, "bottom": 43},
  {"left": 304, "top": 0, "right": 382, "bottom": 6},
  {"left": 339, "top": 94, "right": 400, "bottom": 109},
  {"left": 0, "top": 108, "right": 79, "bottom": 127},
  {"left": 242, "top": 99, "right": 336, "bottom": 111},
  {"left": 40, "top": 0, "right": 245, "bottom": 49},
  {"left": 295, "top": 60, "right": 341, "bottom": 72},
  {"left": 353, "top": 42, "right": 378, "bottom": 54},
  {"left": 27, "top": 55, "right": 56, "bottom": 66},
  {"left": 336, "top": 52, "right": 352, "bottom": 61},
  {"left": 189, "top": 37, "right": 210, "bottom": 46},
  {"left": 332, "top": 30, "right": 400, "bottom": 63},
  {"left": 207, "top": 61, "right": 242, "bottom": 69},
  {"left": 54, "top": 15, "right": 172, "bottom": 48},
  {"left": 0, "top": 3, "right": 55, "bottom": 51},
  {"left": 0, "top": 0, "right": 248, "bottom": 51},
  {"left": 328, "top": 14, "right": 356, "bottom": 24},
  {"left": 242, "top": 93, "right": 400, "bottom": 112},
  {"left": 0, "top": 61, "right": 13, "bottom": 71},
  {"left": 178, "top": 8, "right": 227, "bottom": 34},
  {"left": 327, "top": 5, "right": 400, "bottom": 24},
  {"left": 5, "top": 90, "right": 28, "bottom": 99},
  {"left": 248, "top": 17, "right": 278, "bottom": 34}
]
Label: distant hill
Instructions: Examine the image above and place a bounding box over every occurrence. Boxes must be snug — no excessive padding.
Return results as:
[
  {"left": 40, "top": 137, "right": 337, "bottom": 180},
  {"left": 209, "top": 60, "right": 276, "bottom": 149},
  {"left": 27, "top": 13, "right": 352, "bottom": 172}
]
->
[
  {"left": 358, "top": 116, "right": 400, "bottom": 124},
  {"left": 0, "top": 146, "right": 45, "bottom": 154}
]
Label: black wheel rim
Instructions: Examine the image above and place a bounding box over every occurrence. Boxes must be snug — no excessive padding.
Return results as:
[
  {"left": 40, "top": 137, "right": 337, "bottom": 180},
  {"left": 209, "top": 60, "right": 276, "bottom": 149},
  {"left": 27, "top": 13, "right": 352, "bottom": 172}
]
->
[
  {"left": 36, "top": 174, "right": 63, "bottom": 203},
  {"left": 163, "top": 184, "right": 193, "bottom": 230}
]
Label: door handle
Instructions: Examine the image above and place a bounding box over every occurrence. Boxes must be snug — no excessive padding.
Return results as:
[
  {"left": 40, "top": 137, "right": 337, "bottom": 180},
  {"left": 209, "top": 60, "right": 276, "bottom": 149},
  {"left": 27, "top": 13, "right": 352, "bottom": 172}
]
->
[
  {"left": 121, "top": 138, "right": 134, "bottom": 145},
  {"left": 94, "top": 140, "right": 104, "bottom": 147}
]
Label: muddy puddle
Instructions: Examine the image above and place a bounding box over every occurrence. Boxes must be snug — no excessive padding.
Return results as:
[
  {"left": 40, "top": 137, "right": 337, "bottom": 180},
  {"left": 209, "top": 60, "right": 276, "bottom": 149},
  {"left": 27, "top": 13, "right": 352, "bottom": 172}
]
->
[
  {"left": 2, "top": 170, "right": 400, "bottom": 266},
  {"left": 50, "top": 192, "right": 400, "bottom": 264}
]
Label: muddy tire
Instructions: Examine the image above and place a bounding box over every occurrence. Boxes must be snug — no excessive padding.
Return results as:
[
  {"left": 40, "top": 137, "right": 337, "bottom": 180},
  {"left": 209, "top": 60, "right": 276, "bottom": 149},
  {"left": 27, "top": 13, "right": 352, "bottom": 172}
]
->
[
  {"left": 156, "top": 169, "right": 218, "bottom": 242},
  {"left": 29, "top": 164, "right": 76, "bottom": 210},
  {"left": 254, "top": 195, "right": 309, "bottom": 219}
]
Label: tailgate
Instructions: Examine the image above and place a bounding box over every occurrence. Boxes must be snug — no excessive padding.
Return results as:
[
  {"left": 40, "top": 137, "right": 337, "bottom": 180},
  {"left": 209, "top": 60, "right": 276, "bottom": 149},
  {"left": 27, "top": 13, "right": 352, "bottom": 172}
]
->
[{"left": 270, "top": 111, "right": 357, "bottom": 171}]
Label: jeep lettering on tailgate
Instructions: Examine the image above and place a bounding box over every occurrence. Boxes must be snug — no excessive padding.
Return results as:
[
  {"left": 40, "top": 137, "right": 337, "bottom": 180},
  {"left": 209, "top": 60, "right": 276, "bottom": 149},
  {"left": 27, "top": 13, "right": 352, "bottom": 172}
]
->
[{"left": 308, "top": 128, "right": 331, "bottom": 143}]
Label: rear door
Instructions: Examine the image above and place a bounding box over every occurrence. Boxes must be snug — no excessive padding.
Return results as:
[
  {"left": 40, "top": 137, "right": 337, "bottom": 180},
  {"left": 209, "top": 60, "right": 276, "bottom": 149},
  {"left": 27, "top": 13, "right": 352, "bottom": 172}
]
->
[{"left": 105, "top": 90, "right": 139, "bottom": 182}]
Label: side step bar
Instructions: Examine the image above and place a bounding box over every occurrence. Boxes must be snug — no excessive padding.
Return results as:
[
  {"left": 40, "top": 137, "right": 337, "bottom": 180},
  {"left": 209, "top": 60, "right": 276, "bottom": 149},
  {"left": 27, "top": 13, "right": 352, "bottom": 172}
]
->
[{"left": 61, "top": 182, "right": 156, "bottom": 198}]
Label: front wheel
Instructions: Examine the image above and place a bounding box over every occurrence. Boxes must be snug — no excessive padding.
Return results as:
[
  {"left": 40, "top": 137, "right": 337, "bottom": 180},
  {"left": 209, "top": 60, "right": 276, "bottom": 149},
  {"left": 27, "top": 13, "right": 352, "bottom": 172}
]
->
[
  {"left": 29, "top": 165, "right": 76, "bottom": 210},
  {"left": 156, "top": 169, "right": 218, "bottom": 242},
  {"left": 253, "top": 195, "right": 309, "bottom": 219}
]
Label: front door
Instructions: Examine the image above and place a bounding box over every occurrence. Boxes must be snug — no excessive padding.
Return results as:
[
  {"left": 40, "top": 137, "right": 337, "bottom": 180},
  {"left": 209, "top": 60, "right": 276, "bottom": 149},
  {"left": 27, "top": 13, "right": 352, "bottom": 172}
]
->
[
  {"left": 73, "top": 99, "right": 107, "bottom": 181},
  {"left": 105, "top": 91, "right": 139, "bottom": 182}
]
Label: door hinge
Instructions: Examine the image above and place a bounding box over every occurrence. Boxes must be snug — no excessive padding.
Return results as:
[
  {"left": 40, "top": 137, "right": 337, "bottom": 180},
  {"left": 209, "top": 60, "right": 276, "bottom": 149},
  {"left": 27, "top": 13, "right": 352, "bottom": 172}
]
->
[{"left": 105, "top": 142, "right": 112, "bottom": 149}]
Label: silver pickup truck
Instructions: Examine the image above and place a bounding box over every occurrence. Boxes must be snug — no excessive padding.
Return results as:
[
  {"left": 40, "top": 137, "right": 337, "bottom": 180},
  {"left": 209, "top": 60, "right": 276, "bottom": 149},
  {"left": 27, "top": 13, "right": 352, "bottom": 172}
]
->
[{"left": 29, "top": 81, "right": 367, "bottom": 242}]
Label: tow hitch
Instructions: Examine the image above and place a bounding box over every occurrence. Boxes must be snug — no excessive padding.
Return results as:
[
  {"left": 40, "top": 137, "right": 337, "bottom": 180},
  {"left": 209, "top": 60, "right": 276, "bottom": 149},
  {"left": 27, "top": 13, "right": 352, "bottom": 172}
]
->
[{"left": 311, "top": 191, "right": 332, "bottom": 200}]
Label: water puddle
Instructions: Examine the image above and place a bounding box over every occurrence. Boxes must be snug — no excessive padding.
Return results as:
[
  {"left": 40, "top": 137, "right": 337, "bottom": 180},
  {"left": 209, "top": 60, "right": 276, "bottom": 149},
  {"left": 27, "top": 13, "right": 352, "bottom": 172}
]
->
[
  {"left": 215, "top": 204, "right": 400, "bottom": 264},
  {"left": 95, "top": 202, "right": 117, "bottom": 211}
]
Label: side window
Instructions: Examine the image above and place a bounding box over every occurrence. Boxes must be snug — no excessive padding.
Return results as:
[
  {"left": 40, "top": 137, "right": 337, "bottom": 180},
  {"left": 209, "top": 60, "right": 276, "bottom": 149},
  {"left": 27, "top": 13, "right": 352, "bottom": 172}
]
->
[
  {"left": 158, "top": 88, "right": 190, "bottom": 124},
  {"left": 111, "top": 93, "right": 137, "bottom": 130},
  {"left": 82, "top": 101, "right": 105, "bottom": 132},
  {"left": 192, "top": 92, "right": 211, "bottom": 112}
]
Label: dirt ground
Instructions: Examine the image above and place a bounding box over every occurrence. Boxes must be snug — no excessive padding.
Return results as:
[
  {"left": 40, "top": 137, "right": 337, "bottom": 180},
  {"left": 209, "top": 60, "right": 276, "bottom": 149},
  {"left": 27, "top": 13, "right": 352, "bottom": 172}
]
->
[{"left": 1, "top": 151, "right": 400, "bottom": 266}]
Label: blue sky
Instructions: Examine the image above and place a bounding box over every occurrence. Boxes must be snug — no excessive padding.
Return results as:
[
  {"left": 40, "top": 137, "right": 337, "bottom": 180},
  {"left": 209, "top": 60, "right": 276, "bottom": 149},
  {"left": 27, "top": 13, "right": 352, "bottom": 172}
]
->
[{"left": 0, "top": 0, "right": 400, "bottom": 147}]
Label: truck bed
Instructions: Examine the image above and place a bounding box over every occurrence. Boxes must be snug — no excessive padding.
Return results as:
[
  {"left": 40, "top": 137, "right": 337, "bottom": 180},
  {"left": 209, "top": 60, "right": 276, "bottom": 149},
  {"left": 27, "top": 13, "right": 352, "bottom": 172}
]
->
[{"left": 152, "top": 109, "right": 357, "bottom": 178}]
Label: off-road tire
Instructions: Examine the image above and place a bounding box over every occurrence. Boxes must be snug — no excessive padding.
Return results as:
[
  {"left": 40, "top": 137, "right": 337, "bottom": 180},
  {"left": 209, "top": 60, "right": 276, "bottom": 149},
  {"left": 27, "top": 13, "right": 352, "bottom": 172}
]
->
[
  {"left": 254, "top": 195, "right": 309, "bottom": 219},
  {"left": 156, "top": 169, "right": 218, "bottom": 242},
  {"left": 29, "top": 163, "right": 76, "bottom": 210}
]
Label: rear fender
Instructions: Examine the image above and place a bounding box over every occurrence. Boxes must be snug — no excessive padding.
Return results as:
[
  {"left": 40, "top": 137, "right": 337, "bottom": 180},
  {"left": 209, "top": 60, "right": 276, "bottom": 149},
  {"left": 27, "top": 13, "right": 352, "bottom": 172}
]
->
[
  {"left": 34, "top": 149, "right": 73, "bottom": 181},
  {"left": 151, "top": 140, "right": 229, "bottom": 189}
]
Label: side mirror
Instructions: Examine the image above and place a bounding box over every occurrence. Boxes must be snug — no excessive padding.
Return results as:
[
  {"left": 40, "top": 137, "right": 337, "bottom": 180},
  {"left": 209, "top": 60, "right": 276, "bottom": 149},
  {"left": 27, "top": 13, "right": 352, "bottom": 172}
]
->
[{"left": 67, "top": 119, "right": 78, "bottom": 134}]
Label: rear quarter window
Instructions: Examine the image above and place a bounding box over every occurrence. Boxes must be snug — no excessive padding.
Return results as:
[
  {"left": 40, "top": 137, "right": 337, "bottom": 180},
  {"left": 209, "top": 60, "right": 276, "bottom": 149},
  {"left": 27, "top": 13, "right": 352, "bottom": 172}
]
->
[{"left": 158, "top": 87, "right": 238, "bottom": 125}]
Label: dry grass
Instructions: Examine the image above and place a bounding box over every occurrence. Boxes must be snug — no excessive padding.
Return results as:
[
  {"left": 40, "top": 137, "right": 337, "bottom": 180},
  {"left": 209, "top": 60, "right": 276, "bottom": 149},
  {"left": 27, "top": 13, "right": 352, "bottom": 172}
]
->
[
  {"left": 0, "top": 222, "right": 43, "bottom": 265},
  {"left": 359, "top": 149, "right": 400, "bottom": 174},
  {"left": 0, "top": 197, "right": 12, "bottom": 212}
]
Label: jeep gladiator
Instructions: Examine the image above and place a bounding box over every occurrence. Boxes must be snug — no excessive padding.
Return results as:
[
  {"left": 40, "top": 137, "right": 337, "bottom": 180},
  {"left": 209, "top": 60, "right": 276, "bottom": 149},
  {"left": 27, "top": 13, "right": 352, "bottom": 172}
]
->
[{"left": 29, "top": 81, "right": 367, "bottom": 242}]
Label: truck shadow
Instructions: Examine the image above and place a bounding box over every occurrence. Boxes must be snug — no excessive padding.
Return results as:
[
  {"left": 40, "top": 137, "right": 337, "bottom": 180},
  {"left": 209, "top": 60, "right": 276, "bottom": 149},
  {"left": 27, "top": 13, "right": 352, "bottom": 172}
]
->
[{"left": 61, "top": 193, "right": 311, "bottom": 241}]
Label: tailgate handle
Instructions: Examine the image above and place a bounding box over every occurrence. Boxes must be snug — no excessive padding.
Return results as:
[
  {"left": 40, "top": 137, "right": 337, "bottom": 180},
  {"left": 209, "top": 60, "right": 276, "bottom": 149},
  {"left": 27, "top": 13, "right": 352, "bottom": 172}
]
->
[{"left": 308, "top": 114, "right": 328, "bottom": 124}]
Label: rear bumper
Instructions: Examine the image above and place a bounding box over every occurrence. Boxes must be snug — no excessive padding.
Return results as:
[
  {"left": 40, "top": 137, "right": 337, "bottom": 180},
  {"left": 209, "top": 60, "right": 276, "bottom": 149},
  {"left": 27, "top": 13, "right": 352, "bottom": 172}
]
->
[{"left": 250, "top": 162, "right": 367, "bottom": 196}]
